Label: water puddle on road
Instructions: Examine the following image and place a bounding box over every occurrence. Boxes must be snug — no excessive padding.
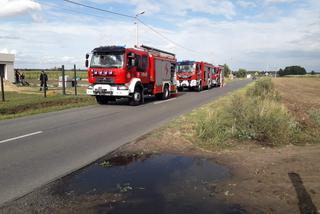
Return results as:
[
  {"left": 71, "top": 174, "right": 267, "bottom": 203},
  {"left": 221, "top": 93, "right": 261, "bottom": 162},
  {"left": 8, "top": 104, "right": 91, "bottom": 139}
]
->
[
  {"left": 49, "top": 153, "right": 246, "bottom": 213},
  {"left": 46, "top": 154, "right": 243, "bottom": 214}
]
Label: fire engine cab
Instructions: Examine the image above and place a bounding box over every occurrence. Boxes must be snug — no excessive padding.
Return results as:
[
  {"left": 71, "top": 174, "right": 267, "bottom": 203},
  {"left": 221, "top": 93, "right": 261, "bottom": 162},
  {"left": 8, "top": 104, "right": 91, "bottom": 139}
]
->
[
  {"left": 86, "top": 45, "right": 177, "bottom": 105},
  {"left": 212, "top": 65, "right": 224, "bottom": 87}
]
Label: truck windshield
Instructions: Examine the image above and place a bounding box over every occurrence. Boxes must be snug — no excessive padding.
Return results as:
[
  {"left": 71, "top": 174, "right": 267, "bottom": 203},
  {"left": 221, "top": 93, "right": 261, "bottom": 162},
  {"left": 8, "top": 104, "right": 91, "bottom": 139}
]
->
[
  {"left": 177, "top": 64, "right": 194, "bottom": 73},
  {"left": 91, "top": 53, "right": 124, "bottom": 68}
]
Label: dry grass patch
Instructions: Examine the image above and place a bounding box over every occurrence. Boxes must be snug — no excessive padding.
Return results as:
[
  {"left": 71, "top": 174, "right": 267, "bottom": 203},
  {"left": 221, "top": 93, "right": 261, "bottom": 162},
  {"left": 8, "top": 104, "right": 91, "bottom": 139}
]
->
[{"left": 273, "top": 78, "right": 320, "bottom": 143}]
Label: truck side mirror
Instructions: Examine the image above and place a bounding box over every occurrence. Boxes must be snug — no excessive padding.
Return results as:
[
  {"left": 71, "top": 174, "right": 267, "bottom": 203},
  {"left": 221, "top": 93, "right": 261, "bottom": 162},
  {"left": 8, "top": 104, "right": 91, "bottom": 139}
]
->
[
  {"left": 86, "top": 53, "right": 89, "bottom": 59},
  {"left": 85, "top": 59, "right": 89, "bottom": 68}
]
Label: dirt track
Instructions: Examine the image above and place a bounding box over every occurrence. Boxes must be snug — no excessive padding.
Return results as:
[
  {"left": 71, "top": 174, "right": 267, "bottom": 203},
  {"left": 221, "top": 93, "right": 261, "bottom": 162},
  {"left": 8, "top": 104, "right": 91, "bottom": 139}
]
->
[{"left": 118, "top": 132, "right": 320, "bottom": 213}]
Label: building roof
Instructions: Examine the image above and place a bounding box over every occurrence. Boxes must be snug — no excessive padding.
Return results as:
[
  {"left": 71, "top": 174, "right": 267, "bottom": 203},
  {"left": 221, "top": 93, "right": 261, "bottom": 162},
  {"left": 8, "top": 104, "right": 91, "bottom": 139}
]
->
[{"left": 0, "top": 53, "right": 15, "bottom": 62}]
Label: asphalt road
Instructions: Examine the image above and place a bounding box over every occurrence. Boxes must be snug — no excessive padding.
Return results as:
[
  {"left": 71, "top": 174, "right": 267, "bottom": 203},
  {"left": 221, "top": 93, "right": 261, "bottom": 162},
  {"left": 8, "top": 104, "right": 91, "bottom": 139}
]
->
[{"left": 0, "top": 79, "right": 251, "bottom": 205}]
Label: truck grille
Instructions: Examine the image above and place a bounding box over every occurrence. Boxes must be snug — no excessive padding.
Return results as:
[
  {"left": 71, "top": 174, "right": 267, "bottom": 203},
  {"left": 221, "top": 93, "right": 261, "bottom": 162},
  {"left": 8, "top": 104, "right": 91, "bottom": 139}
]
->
[
  {"left": 180, "top": 75, "right": 192, "bottom": 79},
  {"left": 96, "top": 77, "right": 114, "bottom": 84}
]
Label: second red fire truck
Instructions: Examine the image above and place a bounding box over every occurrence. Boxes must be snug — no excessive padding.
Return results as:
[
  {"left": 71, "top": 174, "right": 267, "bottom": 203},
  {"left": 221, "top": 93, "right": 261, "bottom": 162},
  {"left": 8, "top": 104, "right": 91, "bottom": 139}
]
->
[
  {"left": 212, "top": 65, "right": 224, "bottom": 87},
  {"left": 176, "top": 61, "right": 216, "bottom": 91}
]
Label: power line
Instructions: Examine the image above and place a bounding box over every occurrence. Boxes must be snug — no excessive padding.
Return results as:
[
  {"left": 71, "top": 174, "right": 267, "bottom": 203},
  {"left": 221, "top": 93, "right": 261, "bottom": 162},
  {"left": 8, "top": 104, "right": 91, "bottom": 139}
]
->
[
  {"left": 136, "top": 18, "right": 204, "bottom": 55},
  {"left": 63, "top": 0, "right": 134, "bottom": 18},
  {"left": 63, "top": 0, "right": 206, "bottom": 56}
]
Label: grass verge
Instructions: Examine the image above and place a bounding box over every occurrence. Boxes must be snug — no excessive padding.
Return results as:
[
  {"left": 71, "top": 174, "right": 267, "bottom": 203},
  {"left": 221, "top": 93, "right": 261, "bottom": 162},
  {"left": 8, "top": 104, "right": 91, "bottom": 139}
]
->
[
  {"left": 0, "top": 91, "right": 96, "bottom": 120},
  {"left": 148, "top": 78, "right": 319, "bottom": 150},
  {"left": 196, "top": 78, "right": 300, "bottom": 147}
]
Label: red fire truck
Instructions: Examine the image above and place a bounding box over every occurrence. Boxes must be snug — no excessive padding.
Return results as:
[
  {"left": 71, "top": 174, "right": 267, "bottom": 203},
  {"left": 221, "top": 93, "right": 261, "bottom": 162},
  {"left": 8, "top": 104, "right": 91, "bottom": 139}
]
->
[
  {"left": 212, "top": 65, "right": 224, "bottom": 87},
  {"left": 176, "top": 61, "right": 215, "bottom": 91},
  {"left": 86, "top": 45, "right": 177, "bottom": 105}
]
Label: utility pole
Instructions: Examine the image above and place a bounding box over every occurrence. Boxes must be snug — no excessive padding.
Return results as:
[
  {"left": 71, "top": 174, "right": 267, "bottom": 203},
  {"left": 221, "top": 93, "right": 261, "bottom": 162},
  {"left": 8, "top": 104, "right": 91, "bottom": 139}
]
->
[
  {"left": 135, "top": 11, "right": 145, "bottom": 46},
  {"left": 0, "top": 65, "right": 5, "bottom": 101}
]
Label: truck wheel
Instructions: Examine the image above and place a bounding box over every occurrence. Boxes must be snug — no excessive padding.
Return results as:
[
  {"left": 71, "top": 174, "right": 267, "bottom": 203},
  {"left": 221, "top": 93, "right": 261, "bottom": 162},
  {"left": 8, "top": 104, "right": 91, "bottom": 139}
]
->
[
  {"left": 129, "top": 86, "right": 142, "bottom": 106},
  {"left": 156, "top": 85, "right": 170, "bottom": 100},
  {"left": 162, "top": 85, "right": 170, "bottom": 100},
  {"left": 96, "top": 96, "right": 110, "bottom": 105},
  {"left": 177, "top": 87, "right": 182, "bottom": 92}
]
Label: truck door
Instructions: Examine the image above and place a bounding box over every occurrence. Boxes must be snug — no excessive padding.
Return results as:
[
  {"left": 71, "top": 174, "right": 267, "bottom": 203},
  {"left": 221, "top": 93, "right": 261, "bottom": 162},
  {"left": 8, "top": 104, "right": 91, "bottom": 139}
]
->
[{"left": 136, "top": 54, "right": 149, "bottom": 84}]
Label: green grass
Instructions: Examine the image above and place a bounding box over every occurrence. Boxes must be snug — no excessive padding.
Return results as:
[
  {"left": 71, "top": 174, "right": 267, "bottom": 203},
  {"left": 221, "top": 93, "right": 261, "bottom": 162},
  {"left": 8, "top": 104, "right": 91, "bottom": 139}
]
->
[
  {"left": 195, "top": 78, "right": 299, "bottom": 146},
  {"left": 0, "top": 91, "right": 96, "bottom": 120},
  {"left": 22, "top": 70, "right": 88, "bottom": 80},
  {"left": 308, "top": 109, "right": 320, "bottom": 126}
]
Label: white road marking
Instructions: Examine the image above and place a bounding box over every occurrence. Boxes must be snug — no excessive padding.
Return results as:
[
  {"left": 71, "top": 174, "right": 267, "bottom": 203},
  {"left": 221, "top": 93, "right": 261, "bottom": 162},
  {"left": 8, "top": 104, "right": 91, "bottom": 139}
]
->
[
  {"left": 200, "top": 90, "right": 209, "bottom": 93},
  {"left": 154, "top": 98, "right": 177, "bottom": 105},
  {"left": 0, "top": 131, "right": 43, "bottom": 144}
]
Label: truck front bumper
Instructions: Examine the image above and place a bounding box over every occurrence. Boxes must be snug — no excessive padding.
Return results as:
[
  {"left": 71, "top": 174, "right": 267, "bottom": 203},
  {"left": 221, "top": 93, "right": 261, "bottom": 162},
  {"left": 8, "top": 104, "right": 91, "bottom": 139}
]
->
[
  {"left": 177, "top": 80, "right": 198, "bottom": 87},
  {"left": 87, "top": 84, "right": 130, "bottom": 97}
]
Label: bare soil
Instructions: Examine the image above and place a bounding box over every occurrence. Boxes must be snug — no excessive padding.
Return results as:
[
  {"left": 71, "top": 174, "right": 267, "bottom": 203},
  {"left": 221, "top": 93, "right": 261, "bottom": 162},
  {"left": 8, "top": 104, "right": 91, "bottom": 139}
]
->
[
  {"left": 118, "top": 133, "right": 320, "bottom": 213},
  {"left": 112, "top": 77, "right": 320, "bottom": 213}
]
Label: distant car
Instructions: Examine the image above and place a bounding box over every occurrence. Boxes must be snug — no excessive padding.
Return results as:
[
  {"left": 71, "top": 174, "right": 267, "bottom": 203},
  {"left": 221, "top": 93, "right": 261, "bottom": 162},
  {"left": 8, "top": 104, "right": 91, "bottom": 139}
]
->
[{"left": 252, "top": 76, "right": 257, "bottom": 80}]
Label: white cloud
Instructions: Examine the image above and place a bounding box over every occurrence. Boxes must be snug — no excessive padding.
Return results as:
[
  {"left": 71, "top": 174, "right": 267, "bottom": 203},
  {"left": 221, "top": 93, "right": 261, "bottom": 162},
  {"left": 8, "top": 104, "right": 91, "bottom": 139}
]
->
[
  {"left": 1, "top": 0, "right": 319, "bottom": 71},
  {"left": 265, "top": 0, "right": 295, "bottom": 4},
  {"left": 92, "top": 0, "right": 236, "bottom": 19},
  {"left": 0, "top": 48, "right": 17, "bottom": 54},
  {"left": 237, "top": 0, "right": 256, "bottom": 8},
  {"left": 0, "top": 0, "right": 41, "bottom": 17}
]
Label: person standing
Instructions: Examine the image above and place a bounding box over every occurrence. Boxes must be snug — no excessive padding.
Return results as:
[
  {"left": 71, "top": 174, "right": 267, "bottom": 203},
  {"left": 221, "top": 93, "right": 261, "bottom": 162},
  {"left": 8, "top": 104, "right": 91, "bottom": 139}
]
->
[
  {"left": 39, "top": 70, "right": 48, "bottom": 91},
  {"left": 15, "top": 69, "right": 20, "bottom": 84}
]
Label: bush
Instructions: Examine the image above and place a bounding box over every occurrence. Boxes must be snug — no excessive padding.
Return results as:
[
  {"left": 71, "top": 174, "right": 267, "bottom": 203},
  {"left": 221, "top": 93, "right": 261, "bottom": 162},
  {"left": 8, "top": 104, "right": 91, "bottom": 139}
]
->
[
  {"left": 246, "top": 78, "right": 280, "bottom": 100},
  {"left": 308, "top": 109, "right": 320, "bottom": 126},
  {"left": 236, "top": 68, "right": 247, "bottom": 78},
  {"left": 278, "top": 66, "right": 307, "bottom": 76},
  {"left": 196, "top": 78, "right": 296, "bottom": 146}
]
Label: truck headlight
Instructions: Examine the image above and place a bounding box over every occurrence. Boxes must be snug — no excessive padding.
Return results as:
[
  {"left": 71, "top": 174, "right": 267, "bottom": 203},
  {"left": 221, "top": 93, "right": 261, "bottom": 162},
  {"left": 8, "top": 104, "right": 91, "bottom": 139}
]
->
[{"left": 117, "top": 85, "right": 128, "bottom": 90}]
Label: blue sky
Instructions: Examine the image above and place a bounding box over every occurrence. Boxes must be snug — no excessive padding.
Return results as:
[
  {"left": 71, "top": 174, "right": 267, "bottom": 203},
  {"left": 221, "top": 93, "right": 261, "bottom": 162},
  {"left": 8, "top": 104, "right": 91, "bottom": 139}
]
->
[{"left": 0, "top": 0, "right": 319, "bottom": 71}]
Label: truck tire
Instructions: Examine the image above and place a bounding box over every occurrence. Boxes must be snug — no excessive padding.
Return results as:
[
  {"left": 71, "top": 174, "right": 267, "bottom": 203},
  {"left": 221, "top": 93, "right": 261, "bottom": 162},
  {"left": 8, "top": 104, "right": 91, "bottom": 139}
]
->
[
  {"left": 163, "top": 85, "right": 170, "bottom": 100},
  {"left": 96, "top": 96, "right": 111, "bottom": 105},
  {"left": 129, "top": 86, "right": 142, "bottom": 106},
  {"left": 156, "top": 84, "right": 170, "bottom": 100}
]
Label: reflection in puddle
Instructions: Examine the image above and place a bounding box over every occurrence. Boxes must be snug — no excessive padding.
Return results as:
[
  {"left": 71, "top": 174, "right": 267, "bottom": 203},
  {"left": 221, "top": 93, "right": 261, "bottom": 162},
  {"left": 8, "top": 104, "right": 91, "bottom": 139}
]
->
[{"left": 50, "top": 154, "right": 246, "bottom": 213}]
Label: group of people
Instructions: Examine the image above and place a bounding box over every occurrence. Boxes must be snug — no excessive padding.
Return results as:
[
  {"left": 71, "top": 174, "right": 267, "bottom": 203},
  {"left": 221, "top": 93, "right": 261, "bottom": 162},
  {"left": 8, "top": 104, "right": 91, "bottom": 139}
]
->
[
  {"left": 39, "top": 70, "right": 48, "bottom": 91},
  {"left": 15, "top": 69, "right": 48, "bottom": 91},
  {"left": 14, "top": 69, "right": 29, "bottom": 86}
]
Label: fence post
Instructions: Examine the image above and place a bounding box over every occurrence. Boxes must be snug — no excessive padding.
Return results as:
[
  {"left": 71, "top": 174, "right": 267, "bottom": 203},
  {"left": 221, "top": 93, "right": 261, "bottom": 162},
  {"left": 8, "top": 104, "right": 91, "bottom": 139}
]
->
[
  {"left": 62, "top": 65, "right": 66, "bottom": 95},
  {"left": 74, "top": 64, "right": 77, "bottom": 96},
  {"left": 0, "top": 74, "right": 4, "bottom": 102},
  {"left": 43, "top": 73, "right": 47, "bottom": 98}
]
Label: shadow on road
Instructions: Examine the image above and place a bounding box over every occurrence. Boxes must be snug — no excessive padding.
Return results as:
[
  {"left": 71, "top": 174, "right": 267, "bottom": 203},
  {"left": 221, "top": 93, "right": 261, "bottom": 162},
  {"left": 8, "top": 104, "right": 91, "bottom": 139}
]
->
[
  {"left": 288, "top": 172, "right": 318, "bottom": 214},
  {"left": 100, "top": 92, "right": 189, "bottom": 106}
]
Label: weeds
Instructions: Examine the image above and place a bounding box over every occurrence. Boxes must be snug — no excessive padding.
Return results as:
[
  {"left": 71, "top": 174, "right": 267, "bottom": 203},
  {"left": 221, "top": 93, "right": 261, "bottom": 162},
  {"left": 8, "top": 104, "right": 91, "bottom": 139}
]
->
[
  {"left": 308, "top": 109, "right": 320, "bottom": 126},
  {"left": 196, "top": 78, "right": 297, "bottom": 146}
]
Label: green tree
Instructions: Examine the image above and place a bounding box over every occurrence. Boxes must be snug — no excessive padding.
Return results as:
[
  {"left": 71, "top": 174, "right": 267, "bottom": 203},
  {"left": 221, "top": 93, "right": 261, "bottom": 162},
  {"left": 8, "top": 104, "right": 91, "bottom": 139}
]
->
[
  {"left": 223, "top": 64, "right": 231, "bottom": 77},
  {"left": 283, "top": 66, "right": 307, "bottom": 76},
  {"left": 237, "top": 68, "right": 247, "bottom": 78},
  {"left": 278, "top": 68, "right": 284, "bottom": 76},
  {"left": 311, "top": 70, "right": 315, "bottom": 75}
]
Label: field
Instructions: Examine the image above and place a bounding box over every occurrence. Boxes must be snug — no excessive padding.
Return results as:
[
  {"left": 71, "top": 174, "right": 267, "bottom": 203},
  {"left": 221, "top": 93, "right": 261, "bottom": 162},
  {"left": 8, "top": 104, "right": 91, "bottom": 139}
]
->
[
  {"left": 0, "top": 78, "right": 95, "bottom": 120},
  {"left": 21, "top": 70, "right": 88, "bottom": 81},
  {"left": 112, "top": 77, "right": 320, "bottom": 213},
  {"left": 0, "top": 91, "right": 95, "bottom": 120}
]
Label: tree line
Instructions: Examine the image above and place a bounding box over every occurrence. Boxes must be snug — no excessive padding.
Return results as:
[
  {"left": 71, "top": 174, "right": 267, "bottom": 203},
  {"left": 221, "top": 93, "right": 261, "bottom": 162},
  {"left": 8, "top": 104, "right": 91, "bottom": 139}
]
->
[{"left": 278, "top": 66, "right": 307, "bottom": 76}]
